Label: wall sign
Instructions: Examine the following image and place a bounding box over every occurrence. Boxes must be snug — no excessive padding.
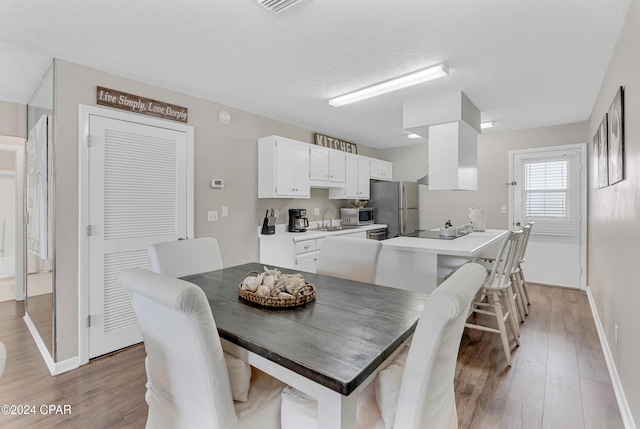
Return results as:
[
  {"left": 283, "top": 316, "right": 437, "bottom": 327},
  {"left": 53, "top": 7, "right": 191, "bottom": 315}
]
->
[
  {"left": 96, "top": 86, "right": 188, "bottom": 123},
  {"left": 313, "top": 132, "right": 358, "bottom": 154}
]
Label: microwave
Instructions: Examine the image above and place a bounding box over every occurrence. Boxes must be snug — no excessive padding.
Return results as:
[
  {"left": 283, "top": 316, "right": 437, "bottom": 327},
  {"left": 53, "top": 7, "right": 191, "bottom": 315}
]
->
[{"left": 341, "top": 208, "right": 375, "bottom": 226}]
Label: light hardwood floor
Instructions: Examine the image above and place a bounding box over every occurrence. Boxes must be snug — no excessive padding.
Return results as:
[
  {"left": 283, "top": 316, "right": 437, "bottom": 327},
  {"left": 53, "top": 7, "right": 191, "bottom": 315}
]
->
[{"left": 0, "top": 283, "right": 624, "bottom": 428}]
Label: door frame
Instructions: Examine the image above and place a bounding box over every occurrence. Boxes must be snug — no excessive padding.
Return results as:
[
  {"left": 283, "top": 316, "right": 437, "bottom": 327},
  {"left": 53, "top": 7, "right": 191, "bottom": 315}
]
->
[
  {"left": 508, "top": 143, "right": 587, "bottom": 289},
  {"left": 78, "top": 105, "right": 194, "bottom": 364},
  {"left": 0, "top": 141, "right": 25, "bottom": 300}
]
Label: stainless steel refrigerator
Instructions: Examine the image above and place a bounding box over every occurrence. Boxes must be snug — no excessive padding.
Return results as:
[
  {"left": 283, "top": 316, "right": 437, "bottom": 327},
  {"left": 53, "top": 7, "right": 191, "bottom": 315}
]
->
[{"left": 369, "top": 181, "right": 419, "bottom": 238}]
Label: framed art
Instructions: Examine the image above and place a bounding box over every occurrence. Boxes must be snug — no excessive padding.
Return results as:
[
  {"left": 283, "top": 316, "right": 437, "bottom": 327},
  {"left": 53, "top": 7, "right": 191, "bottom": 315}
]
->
[
  {"left": 607, "top": 86, "right": 624, "bottom": 185},
  {"left": 595, "top": 114, "right": 608, "bottom": 189}
]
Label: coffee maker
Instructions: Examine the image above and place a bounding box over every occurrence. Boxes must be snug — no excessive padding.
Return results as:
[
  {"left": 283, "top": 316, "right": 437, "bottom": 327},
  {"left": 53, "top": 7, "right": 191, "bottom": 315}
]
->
[{"left": 288, "top": 209, "right": 309, "bottom": 232}]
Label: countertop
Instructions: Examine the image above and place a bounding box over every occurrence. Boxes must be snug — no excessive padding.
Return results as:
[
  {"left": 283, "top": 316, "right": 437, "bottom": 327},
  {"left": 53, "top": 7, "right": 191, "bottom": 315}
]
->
[
  {"left": 382, "top": 229, "right": 508, "bottom": 257},
  {"left": 258, "top": 222, "right": 387, "bottom": 242}
]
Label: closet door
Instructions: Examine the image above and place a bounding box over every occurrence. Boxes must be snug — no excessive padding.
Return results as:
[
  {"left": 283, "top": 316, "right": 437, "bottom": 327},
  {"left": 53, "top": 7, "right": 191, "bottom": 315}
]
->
[{"left": 87, "top": 114, "right": 192, "bottom": 358}]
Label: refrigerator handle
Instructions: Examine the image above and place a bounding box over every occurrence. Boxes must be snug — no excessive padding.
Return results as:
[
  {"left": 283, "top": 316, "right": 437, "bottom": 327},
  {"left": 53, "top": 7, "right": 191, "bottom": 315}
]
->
[{"left": 402, "top": 183, "right": 408, "bottom": 234}]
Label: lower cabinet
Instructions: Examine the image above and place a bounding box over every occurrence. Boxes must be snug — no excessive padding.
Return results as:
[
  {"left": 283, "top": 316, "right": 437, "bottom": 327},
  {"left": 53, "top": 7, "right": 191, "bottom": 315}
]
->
[{"left": 260, "top": 231, "right": 369, "bottom": 273}]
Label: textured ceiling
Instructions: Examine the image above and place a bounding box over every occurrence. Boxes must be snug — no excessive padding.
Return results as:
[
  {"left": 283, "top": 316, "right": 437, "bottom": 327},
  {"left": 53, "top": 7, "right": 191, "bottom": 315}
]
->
[{"left": 0, "top": 0, "right": 632, "bottom": 148}]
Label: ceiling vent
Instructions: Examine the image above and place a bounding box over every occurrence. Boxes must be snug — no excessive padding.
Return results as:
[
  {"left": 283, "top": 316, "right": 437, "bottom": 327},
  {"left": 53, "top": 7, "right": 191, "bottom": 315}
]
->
[{"left": 257, "top": 0, "right": 305, "bottom": 15}]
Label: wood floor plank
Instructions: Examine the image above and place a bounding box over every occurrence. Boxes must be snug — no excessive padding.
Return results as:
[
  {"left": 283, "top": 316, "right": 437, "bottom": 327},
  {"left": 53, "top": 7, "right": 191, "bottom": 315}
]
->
[
  {"left": 542, "top": 339, "right": 584, "bottom": 428},
  {"left": 581, "top": 377, "right": 624, "bottom": 429},
  {"left": 500, "top": 399, "right": 543, "bottom": 429}
]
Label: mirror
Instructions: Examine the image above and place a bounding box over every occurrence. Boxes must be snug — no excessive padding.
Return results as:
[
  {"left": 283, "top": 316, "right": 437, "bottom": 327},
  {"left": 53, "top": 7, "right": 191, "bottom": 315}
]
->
[{"left": 25, "top": 62, "right": 55, "bottom": 358}]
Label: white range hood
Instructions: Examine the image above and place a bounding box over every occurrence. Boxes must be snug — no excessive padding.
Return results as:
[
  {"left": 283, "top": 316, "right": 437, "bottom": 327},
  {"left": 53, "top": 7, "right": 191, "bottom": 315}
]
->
[{"left": 403, "top": 91, "right": 480, "bottom": 191}]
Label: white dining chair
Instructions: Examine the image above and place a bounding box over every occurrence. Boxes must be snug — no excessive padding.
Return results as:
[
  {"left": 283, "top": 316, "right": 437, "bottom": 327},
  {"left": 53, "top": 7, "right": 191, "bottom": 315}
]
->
[
  {"left": 120, "top": 268, "right": 284, "bottom": 429},
  {"left": 146, "top": 237, "right": 258, "bottom": 404},
  {"left": 0, "top": 341, "right": 6, "bottom": 380},
  {"left": 465, "top": 230, "right": 523, "bottom": 366},
  {"left": 315, "top": 236, "right": 382, "bottom": 283},
  {"left": 148, "top": 237, "right": 223, "bottom": 278},
  {"left": 281, "top": 262, "right": 487, "bottom": 429}
]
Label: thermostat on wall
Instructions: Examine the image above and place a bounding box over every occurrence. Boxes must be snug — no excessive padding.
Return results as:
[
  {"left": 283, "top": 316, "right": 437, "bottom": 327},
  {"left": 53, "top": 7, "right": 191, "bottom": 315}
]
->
[{"left": 210, "top": 179, "right": 225, "bottom": 188}]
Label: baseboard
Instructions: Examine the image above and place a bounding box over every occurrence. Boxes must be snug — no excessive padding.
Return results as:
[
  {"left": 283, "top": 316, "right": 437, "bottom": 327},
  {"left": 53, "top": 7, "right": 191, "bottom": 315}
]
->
[
  {"left": 23, "top": 313, "right": 79, "bottom": 376},
  {"left": 586, "top": 286, "right": 637, "bottom": 429}
]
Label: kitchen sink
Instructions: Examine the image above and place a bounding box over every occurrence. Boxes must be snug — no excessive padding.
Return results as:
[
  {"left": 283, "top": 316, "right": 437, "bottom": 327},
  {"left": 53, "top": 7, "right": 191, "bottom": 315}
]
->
[{"left": 314, "top": 225, "right": 361, "bottom": 232}]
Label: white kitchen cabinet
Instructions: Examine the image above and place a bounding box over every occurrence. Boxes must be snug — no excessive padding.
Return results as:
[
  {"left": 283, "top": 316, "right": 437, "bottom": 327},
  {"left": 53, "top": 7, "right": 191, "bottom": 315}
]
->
[
  {"left": 260, "top": 229, "right": 371, "bottom": 273},
  {"left": 369, "top": 158, "right": 393, "bottom": 181},
  {"left": 329, "top": 153, "right": 370, "bottom": 200},
  {"left": 258, "top": 135, "right": 310, "bottom": 198},
  {"left": 309, "top": 146, "right": 346, "bottom": 186},
  {"left": 295, "top": 239, "right": 317, "bottom": 273}
]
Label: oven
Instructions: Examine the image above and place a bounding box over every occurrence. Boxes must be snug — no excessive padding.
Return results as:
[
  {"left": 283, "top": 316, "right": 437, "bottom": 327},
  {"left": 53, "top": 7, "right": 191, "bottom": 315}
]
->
[{"left": 366, "top": 228, "right": 387, "bottom": 241}]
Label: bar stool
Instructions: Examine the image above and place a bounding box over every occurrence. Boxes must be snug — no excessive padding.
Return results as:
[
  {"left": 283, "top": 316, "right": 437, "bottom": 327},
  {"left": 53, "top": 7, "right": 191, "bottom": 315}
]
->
[{"left": 465, "top": 230, "right": 523, "bottom": 366}]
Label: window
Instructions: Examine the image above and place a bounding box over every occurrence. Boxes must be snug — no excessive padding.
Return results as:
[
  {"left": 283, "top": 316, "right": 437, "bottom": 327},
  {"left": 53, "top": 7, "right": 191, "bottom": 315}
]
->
[{"left": 514, "top": 150, "right": 581, "bottom": 236}]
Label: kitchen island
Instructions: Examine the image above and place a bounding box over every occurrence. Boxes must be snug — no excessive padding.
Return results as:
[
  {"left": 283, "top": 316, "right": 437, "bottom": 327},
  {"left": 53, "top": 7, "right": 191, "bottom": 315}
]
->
[{"left": 377, "top": 229, "right": 507, "bottom": 293}]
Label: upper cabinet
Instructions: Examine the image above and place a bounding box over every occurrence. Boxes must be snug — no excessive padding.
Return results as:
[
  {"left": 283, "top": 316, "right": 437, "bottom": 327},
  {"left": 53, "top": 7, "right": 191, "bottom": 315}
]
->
[
  {"left": 369, "top": 157, "right": 393, "bottom": 181},
  {"left": 258, "top": 135, "right": 392, "bottom": 199},
  {"left": 309, "top": 146, "right": 346, "bottom": 187},
  {"left": 330, "top": 153, "right": 370, "bottom": 200},
  {"left": 258, "top": 136, "right": 310, "bottom": 198}
]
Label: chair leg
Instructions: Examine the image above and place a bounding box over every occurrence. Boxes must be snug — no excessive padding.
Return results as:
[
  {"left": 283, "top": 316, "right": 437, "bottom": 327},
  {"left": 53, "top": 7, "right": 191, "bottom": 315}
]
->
[
  {"left": 514, "top": 270, "right": 529, "bottom": 315},
  {"left": 511, "top": 273, "right": 527, "bottom": 321},
  {"left": 489, "top": 291, "right": 513, "bottom": 366},
  {"left": 501, "top": 287, "right": 521, "bottom": 342},
  {"left": 519, "top": 263, "right": 531, "bottom": 305}
]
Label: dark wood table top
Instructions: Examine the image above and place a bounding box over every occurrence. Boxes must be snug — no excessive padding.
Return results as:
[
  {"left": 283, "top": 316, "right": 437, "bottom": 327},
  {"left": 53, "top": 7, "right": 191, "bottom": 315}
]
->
[{"left": 182, "top": 262, "right": 429, "bottom": 395}]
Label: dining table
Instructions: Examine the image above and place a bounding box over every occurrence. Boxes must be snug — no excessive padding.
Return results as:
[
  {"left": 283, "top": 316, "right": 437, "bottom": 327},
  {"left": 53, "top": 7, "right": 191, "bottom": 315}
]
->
[{"left": 181, "top": 261, "right": 429, "bottom": 429}]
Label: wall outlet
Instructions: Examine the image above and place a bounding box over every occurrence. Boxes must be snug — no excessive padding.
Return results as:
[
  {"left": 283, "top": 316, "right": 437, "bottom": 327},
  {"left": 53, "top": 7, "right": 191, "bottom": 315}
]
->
[
  {"left": 615, "top": 324, "right": 618, "bottom": 344},
  {"left": 314, "top": 208, "right": 320, "bottom": 216},
  {"left": 500, "top": 205, "right": 507, "bottom": 214},
  {"left": 208, "top": 210, "right": 218, "bottom": 222},
  {"left": 222, "top": 206, "right": 229, "bottom": 217}
]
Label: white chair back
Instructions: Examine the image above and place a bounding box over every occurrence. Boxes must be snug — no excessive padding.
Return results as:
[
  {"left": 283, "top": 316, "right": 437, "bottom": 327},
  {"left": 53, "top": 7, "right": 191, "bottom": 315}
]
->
[
  {"left": 486, "top": 230, "right": 523, "bottom": 290},
  {"left": 148, "top": 237, "right": 223, "bottom": 278},
  {"left": 120, "top": 268, "right": 237, "bottom": 429},
  {"left": 518, "top": 221, "right": 534, "bottom": 263},
  {"left": 394, "top": 262, "right": 486, "bottom": 428},
  {"left": 315, "top": 236, "right": 382, "bottom": 283}
]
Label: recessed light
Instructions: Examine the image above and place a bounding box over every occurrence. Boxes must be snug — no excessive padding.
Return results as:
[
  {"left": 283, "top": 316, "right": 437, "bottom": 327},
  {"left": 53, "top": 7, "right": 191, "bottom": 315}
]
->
[
  {"left": 481, "top": 121, "right": 494, "bottom": 129},
  {"left": 328, "top": 63, "right": 449, "bottom": 107},
  {"left": 407, "top": 133, "right": 421, "bottom": 139}
]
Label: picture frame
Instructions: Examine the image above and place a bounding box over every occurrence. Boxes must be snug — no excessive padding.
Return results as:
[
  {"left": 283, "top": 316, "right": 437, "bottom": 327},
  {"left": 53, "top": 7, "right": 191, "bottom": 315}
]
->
[
  {"left": 593, "top": 114, "right": 608, "bottom": 189},
  {"left": 607, "top": 86, "right": 624, "bottom": 185}
]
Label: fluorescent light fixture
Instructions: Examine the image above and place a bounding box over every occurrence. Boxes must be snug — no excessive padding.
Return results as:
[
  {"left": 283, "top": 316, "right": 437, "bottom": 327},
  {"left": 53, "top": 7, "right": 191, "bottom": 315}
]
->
[
  {"left": 407, "top": 133, "right": 421, "bottom": 139},
  {"left": 481, "top": 121, "right": 494, "bottom": 129},
  {"left": 328, "top": 63, "right": 449, "bottom": 107}
]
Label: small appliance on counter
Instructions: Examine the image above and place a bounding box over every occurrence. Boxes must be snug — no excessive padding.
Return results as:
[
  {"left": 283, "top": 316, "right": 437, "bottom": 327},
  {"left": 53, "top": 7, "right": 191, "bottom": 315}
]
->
[
  {"left": 261, "top": 209, "right": 277, "bottom": 235},
  {"left": 341, "top": 207, "right": 375, "bottom": 226},
  {"left": 288, "top": 208, "right": 309, "bottom": 232}
]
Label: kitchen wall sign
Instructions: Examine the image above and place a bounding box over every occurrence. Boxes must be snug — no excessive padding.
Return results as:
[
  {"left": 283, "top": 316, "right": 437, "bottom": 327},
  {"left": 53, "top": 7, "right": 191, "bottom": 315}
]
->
[
  {"left": 314, "top": 132, "right": 357, "bottom": 154},
  {"left": 96, "top": 86, "right": 188, "bottom": 123}
]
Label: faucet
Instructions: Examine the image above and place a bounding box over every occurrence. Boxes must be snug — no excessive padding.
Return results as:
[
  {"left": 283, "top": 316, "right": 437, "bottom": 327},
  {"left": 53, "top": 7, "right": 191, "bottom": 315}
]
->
[{"left": 322, "top": 208, "right": 336, "bottom": 229}]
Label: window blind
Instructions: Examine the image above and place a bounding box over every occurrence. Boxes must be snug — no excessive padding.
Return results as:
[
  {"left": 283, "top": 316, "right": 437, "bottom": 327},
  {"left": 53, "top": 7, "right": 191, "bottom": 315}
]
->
[{"left": 517, "top": 151, "right": 580, "bottom": 236}]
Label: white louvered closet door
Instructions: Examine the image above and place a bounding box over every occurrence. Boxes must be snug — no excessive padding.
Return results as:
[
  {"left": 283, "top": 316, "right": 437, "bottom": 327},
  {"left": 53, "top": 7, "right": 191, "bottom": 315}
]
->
[{"left": 88, "top": 115, "right": 190, "bottom": 358}]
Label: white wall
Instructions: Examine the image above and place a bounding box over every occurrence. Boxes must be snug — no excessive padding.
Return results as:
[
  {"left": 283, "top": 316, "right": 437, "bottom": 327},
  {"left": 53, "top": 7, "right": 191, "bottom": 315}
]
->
[
  {"left": 0, "top": 101, "right": 27, "bottom": 138},
  {"left": 588, "top": 0, "right": 640, "bottom": 425}
]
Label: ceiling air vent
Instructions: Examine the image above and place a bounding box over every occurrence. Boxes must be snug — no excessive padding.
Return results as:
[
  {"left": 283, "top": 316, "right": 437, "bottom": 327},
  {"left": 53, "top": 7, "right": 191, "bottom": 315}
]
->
[{"left": 257, "top": 0, "right": 305, "bottom": 15}]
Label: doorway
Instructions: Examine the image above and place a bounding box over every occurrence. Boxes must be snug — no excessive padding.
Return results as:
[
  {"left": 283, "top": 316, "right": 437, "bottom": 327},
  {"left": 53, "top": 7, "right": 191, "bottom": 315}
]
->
[
  {"left": 0, "top": 138, "right": 25, "bottom": 302},
  {"left": 508, "top": 144, "right": 587, "bottom": 289},
  {"left": 78, "top": 106, "right": 193, "bottom": 363}
]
